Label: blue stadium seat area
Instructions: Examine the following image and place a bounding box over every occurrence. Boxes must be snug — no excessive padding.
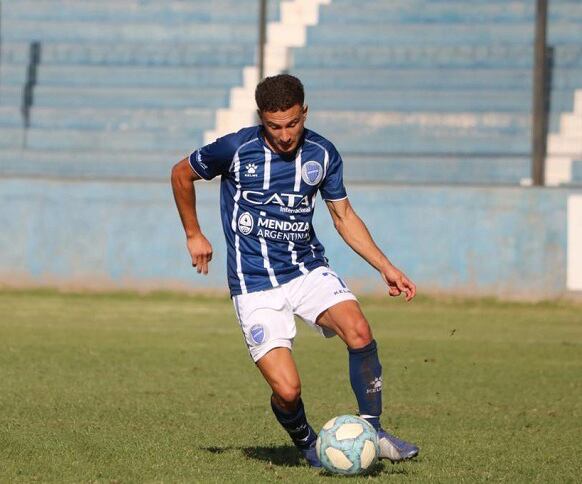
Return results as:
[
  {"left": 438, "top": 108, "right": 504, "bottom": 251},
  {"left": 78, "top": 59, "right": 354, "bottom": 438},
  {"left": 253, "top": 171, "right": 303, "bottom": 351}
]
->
[
  {"left": 0, "top": 0, "right": 581, "bottom": 185},
  {"left": 0, "top": 0, "right": 281, "bottom": 178},
  {"left": 572, "top": 160, "right": 582, "bottom": 184},
  {"left": 292, "top": 0, "right": 582, "bottom": 184}
]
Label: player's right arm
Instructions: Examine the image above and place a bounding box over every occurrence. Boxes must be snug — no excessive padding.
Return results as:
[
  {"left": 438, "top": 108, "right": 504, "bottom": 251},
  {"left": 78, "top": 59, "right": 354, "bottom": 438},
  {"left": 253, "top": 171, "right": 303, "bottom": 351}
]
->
[
  {"left": 171, "top": 133, "right": 239, "bottom": 275},
  {"left": 171, "top": 158, "right": 213, "bottom": 275}
]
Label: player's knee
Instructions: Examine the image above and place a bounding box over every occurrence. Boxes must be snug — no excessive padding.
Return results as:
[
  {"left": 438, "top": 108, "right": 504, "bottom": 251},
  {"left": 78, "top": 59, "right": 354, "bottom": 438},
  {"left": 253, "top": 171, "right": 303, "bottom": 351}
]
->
[
  {"left": 346, "top": 318, "right": 373, "bottom": 349},
  {"left": 274, "top": 382, "right": 301, "bottom": 408}
]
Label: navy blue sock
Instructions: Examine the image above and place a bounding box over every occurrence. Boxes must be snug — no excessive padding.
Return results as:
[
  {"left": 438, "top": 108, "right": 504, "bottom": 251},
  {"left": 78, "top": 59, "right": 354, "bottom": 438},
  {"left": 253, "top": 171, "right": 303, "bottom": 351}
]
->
[
  {"left": 348, "top": 339, "right": 382, "bottom": 430},
  {"left": 270, "top": 397, "right": 316, "bottom": 449}
]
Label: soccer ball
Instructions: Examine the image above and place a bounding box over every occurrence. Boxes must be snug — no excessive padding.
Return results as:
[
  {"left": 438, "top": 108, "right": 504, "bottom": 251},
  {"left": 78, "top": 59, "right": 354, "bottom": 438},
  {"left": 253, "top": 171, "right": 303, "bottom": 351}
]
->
[{"left": 316, "top": 415, "right": 379, "bottom": 475}]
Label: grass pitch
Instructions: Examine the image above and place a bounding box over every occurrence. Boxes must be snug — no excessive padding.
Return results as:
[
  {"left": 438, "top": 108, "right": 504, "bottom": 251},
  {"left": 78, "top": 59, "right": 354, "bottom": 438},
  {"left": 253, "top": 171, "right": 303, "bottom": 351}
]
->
[{"left": 1, "top": 289, "right": 581, "bottom": 483}]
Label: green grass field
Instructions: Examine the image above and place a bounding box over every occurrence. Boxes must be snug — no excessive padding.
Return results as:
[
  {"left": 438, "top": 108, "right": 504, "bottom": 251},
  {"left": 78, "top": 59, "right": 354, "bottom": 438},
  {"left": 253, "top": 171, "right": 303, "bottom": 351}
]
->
[{"left": 1, "top": 289, "right": 581, "bottom": 483}]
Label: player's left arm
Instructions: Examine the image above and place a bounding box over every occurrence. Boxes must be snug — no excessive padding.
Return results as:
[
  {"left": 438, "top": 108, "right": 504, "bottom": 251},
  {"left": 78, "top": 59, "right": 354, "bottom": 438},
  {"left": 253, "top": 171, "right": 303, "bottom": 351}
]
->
[{"left": 325, "top": 197, "right": 416, "bottom": 301}]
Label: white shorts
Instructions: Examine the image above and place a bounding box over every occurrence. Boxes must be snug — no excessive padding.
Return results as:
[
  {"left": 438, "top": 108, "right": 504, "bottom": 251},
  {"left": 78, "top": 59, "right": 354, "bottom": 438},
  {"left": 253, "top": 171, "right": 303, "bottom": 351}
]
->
[{"left": 232, "top": 266, "right": 358, "bottom": 362}]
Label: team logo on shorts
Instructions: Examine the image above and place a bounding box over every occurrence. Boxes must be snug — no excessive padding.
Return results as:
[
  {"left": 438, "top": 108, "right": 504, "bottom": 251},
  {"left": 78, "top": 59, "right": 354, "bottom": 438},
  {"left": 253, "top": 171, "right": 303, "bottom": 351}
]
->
[
  {"left": 249, "top": 324, "right": 266, "bottom": 345},
  {"left": 237, "top": 212, "right": 254, "bottom": 235},
  {"left": 301, "top": 161, "right": 323, "bottom": 186}
]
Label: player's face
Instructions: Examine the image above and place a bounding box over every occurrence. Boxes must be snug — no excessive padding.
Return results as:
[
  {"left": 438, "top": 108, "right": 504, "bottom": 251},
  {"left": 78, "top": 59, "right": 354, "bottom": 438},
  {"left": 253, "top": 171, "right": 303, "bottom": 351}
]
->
[{"left": 259, "top": 104, "right": 307, "bottom": 155}]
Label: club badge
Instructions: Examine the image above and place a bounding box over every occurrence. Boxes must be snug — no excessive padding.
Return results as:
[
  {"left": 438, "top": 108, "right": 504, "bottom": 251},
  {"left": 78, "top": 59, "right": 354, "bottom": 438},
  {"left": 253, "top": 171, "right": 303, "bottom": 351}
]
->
[{"left": 301, "top": 161, "right": 323, "bottom": 186}]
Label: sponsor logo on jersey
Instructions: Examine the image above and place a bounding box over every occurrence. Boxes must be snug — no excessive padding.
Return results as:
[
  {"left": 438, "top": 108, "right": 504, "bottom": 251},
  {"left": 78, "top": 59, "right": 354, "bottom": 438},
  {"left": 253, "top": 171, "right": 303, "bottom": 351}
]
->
[
  {"left": 245, "top": 163, "right": 258, "bottom": 177},
  {"left": 249, "top": 324, "right": 266, "bottom": 345},
  {"left": 237, "top": 212, "right": 254, "bottom": 235},
  {"left": 241, "top": 190, "right": 313, "bottom": 208},
  {"left": 256, "top": 216, "right": 311, "bottom": 241},
  {"left": 301, "top": 161, "right": 323, "bottom": 186},
  {"left": 257, "top": 218, "right": 310, "bottom": 232}
]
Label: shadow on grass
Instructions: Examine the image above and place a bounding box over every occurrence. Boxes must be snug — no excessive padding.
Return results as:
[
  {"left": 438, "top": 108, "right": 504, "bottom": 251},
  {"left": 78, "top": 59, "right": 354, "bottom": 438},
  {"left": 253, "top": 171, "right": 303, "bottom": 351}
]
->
[
  {"left": 201, "top": 444, "right": 302, "bottom": 467},
  {"left": 202, "top": 445, "right": 415, "bottom": 476},
  {"left": 242, "top": 445, "right": 303, "bottom": 467}
]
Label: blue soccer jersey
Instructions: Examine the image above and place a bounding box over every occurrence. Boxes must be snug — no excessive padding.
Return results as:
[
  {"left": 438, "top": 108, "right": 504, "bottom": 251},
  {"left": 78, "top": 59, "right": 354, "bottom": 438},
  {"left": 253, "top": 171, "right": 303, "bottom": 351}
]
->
[{"left": 189, "top": 126, "right": 347, "bottom": 296}]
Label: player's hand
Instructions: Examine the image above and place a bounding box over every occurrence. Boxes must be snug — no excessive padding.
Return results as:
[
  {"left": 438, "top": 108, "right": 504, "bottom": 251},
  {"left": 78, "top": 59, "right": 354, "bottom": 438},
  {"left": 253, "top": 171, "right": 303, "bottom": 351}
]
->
[
  {"left": 380, "top": 264, "right": 416, "bottom": 301},
  {"left": 186, "top": 234, "right": 213, "bottom": 275}
]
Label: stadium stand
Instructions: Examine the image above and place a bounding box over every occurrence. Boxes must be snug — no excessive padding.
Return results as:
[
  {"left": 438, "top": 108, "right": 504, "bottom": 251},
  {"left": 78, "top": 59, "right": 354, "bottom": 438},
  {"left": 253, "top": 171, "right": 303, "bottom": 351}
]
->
[
  {"left": 0, "top": 0, "right": 581, "bottom": 185},
  {"left": 291, "top": 0, "right": 582, "bottom": 185},
  {"left": 0, "top": 0, "right": 282, "bottom": 178}
]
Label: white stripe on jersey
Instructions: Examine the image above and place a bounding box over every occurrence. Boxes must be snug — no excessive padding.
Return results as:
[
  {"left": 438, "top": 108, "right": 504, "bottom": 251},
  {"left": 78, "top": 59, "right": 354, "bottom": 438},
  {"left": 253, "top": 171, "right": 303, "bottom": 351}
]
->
[
  {"left": 259, "top": 237, "right": 279, "bottom": 287},
  {"left": 263, "top": 147, "right": 271, "bottom": 190},
  {"left": 294, "top": 147, "right": 303, "bottom": 192},
  {"left": 310, "top": 244, "right": 317, "bottom": 258},
  {"left": 230, "top": 151, "right": 241, "bottom": 232},
  {"left": 235, "top": 234, "right": 246, "bottom": 293},
  {"left": 288, "top": 241, "right": 308, "bottom": 275},
  {"left": 230, "top": 138, "right": 257, "bottom": 294},
  {"left": 305, "top": 139, "right": 329, "bottom": 179}
]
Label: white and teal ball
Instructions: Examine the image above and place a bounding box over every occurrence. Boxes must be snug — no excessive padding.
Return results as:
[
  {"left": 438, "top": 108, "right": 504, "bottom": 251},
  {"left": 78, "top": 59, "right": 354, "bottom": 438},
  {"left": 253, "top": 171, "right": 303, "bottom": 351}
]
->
[{"left": 316, "top": 415, "right": 379, "bottom": 475}]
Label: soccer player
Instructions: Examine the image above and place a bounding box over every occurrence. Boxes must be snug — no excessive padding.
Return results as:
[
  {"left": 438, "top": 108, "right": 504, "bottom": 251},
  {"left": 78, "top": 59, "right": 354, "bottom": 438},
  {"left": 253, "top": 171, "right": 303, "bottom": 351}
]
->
[{"left": 171, "top": 74, "right": 419, "bottom": 467}]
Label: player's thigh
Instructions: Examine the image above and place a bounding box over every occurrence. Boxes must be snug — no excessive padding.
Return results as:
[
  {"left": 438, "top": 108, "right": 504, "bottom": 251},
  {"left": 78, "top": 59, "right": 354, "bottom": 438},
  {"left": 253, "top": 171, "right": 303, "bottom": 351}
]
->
[
  {"left": 316, "top": 299, "right": 373, "bottom": 348},
  {"left": 233, "top": 288, "right": 296, "bottom": 363},
  {"left": 256, "top": 347, "right": 301, "bottom": 403},
  {"left": 291, "top": 266, "right": 368, "bottom": 344}
]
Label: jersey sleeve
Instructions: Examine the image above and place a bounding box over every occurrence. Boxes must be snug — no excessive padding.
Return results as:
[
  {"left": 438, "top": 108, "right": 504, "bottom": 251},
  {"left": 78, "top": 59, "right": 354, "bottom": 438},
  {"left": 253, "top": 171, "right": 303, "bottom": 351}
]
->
[
  {"left": 188, "top": 134, "right": 237, "bottom": 180},
  {"left": 319, "top": 144, "right": 348, "bottom": 201}
]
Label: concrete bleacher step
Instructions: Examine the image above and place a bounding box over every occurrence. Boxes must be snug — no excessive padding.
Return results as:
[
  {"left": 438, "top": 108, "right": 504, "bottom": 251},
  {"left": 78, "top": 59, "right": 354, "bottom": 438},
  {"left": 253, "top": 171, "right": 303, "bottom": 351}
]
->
[
  {"left": 306, "top": 89, "right": 575, "bottom": 113},
  {"left": 4, "top": 42, "right": 580, "bottom": 70},
  {"left": 23, "top": 128, "right": 202, "bottom": 151},
  {"left": 1, "top": 42, "right": 256, "bottom": 67},
  {"left": 548, "top": 136, "right": 582, "bottom": 156},
  {"left": 2, "top": 0, "right": 281, "bottom": 23},
  {"left": 0, "top": 149, "right": 530, "bottom": 185},
  {"left": 296, "top": 67, "right": 582, "bottom": 90},
  {"left": 0, "top": 86, "right": 23, "bottom": 107},
  {"left": 36, "top": 65, "right": 243, "bottom": 88},
  {"left": 298, "top": 68, "right": 532, "bottom": 90},
  {"left": 329, "top": 133, "right": 529, "bottom": 155},
  {"left": 29, "top": 108, "right": 215, "bottom": 132},
  {"left": 32, "top": 86, "right": 229, "bottom": 109},
  {"left": 571, "top": 160, "right": 582, "bottom": 184},
  {"left": 291, "top": 45, "right": 582, "bottom": 69},
  {"left": 11, "top": 123, "right": 530, "bottom": 154},
  {"left": 309, "top": 110, "right": 532, "bottom": 132},
  {"left": 0, "top": 129, "right": 24, "bottom": 149},
  {"left": 0, "top": 107, "right": 23, "bottom": 128},
  {"left": 307, "top": 24, "right": 535, "bottom": 45},
  {"left": 0, "top": 64, "right": 28, "bottom": 85},
  {"left": 308, "top": 110, "right": 563, "bottom": 131},
  {"left": 559, "top": 113, "right": 582, "bottom": 136},
  {"left": 342, "top": 154, "right": 530, "bottom": 185},
  {"left": 318, "top": 2, "right": 582, "bottom": 23},
  {"left": 0, "top": 149, "right": 181, "bottom": 180},
  {"left": 2, "top": 21, "right": 259, "bottom": 43},
  {"left": 308, "top": 23, "right": 582, "bottom": 46}
]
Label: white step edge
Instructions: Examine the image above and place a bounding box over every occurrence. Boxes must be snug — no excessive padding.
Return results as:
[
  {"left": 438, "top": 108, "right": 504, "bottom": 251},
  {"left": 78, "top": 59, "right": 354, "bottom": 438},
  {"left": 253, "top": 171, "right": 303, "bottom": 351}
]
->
[
  {"left": 546, "top": 88, "right": 582, "bottom": 186},
  {"left": 567, "top": 195, "right": 582, "bottom": 291},
  {"left": 204, "top": 0, "right": 331, "bottom": 145}
]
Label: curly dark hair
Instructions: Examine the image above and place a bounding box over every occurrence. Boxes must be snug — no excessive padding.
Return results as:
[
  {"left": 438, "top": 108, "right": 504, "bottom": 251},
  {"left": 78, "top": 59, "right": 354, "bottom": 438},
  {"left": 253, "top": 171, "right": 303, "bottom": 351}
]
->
[{"left": 255, "top": 74, "right": 305, "bottom": 112}]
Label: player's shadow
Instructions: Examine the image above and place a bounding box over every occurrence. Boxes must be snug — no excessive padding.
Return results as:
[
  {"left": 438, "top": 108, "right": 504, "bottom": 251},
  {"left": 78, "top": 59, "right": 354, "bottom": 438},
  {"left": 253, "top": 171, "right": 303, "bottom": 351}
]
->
[
  {"left": 202, "top": 445, "right": 412, "bottom": 475},
  {"left": 202, "top": 444, "right": 302, "bottom": 467},
  {"left": 240, "top": 446, "right": 395, "bottom": 475},
  {"left": 242, "top": 445, "right": 303, "bottom": 467},
  {"left": 319, "top": 463, "right": 407, "bottom": 478}
]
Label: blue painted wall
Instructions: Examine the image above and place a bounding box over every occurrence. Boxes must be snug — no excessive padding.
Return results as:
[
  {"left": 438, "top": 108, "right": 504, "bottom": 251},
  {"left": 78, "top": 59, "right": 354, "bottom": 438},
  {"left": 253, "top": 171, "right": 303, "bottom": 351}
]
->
[{"left": 0, "top": 178, "right": 579, "bottom": 299}]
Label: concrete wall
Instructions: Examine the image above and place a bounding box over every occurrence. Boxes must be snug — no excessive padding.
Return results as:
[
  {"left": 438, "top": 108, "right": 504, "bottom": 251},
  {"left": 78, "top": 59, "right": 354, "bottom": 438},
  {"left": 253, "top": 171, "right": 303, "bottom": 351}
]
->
[{"left": 1, "top": 177, "right": 580, "bottom": 299}]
